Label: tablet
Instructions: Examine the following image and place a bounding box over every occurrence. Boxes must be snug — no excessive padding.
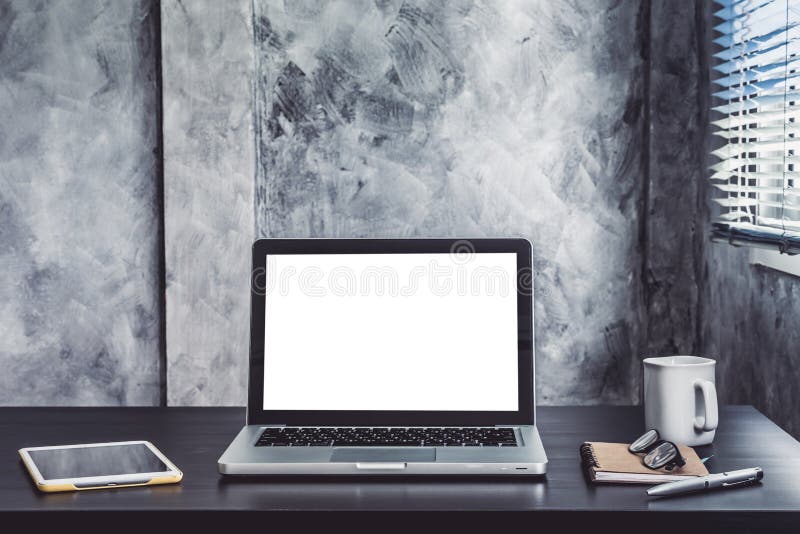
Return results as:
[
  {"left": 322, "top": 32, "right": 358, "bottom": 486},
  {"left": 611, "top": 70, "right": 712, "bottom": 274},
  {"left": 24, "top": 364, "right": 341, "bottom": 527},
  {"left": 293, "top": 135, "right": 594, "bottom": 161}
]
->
[{"left": 19, "top": 441, "right": 182, "bottom": 492}]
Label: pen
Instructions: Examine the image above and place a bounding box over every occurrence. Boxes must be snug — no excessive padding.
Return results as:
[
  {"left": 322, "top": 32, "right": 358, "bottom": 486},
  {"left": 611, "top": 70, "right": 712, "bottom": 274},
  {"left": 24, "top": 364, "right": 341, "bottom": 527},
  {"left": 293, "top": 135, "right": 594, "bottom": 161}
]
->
[{"left": 647, "top": 467, "right": 764, "bottom": 497}]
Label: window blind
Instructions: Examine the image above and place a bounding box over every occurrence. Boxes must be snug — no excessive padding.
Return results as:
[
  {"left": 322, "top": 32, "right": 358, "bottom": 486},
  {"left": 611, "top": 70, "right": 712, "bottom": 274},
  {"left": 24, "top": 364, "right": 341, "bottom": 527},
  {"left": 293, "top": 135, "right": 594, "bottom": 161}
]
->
[{"left": 711, "top": 0, "right": 800, "bottom": 254}]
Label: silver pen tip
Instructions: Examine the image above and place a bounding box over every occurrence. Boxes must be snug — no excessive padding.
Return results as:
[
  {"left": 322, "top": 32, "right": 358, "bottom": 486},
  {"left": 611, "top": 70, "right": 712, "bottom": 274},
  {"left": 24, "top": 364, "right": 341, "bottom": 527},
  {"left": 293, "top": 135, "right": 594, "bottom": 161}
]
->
[{"left": 646, "top": 484, "right": 668, "bottom": 496}]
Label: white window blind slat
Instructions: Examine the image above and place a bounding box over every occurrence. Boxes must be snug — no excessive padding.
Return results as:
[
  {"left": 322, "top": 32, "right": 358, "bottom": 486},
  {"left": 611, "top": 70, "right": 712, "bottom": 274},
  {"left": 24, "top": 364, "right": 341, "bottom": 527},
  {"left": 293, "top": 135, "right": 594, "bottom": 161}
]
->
[
  {"left": 711, "top": 105, "right": 800, "bottom": 128},
  {"left": 712, "top": 183, "right": 799, "bottom": 194},
  {"left": 715, "top": 0, "right": 772, "bottom": 21},
  {"left": 757, "top": 214, "right": 800, "bottom": 229},
  {"left": 713, "top": 124, "right": 800, "bottom": 138},
  {"left": 711, "top": 170, "right": 800, "bottom": 180},
  {"left": 714, "top": 25, "right": 799, "bottom": 60},
  {"left": 711, "top": 156, "right": 800, "bottom": 172},
  {"left": 712, "top": 139, "right": 800, "bottom": 157},
  {"left": 713, "top": 91, "right": 800, "bottom": 113},
  {"left": 714, "top": 45, "right": 797, "bottom": 74},
  {"left": 713, "top": 71, "right": 800, "bottom": 99},
  {"left": 718, "top": 211, "right": 751, "bottom": 221},
  {"left": 711, "top": 0, "right": 800, "bottom": 255},
  {"left": 714, "top": 57, "right": 800, "bottom": 86}
]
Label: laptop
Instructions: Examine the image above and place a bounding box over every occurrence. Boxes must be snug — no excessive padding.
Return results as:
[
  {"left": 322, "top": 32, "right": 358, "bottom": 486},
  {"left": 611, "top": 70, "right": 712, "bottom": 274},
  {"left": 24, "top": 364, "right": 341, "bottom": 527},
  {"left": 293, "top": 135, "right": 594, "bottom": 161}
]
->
[{"left": 218, "top": 238, "right": 548, "bottom": 475}]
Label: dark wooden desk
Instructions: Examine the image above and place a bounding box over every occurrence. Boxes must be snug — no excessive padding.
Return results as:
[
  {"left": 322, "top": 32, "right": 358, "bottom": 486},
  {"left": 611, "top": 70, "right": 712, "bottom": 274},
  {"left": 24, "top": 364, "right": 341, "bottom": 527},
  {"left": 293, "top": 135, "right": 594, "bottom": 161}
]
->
[{"left": 1, "top": 406, "right": 798, "bottom": 531}]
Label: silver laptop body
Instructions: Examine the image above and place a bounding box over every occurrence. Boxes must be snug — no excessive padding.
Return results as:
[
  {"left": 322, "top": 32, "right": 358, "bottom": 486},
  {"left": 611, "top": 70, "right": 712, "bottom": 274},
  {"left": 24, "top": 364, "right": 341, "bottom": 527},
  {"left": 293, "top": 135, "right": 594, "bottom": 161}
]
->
[{"left": 218, "top": 238, "right": 548, "bottom": 476}]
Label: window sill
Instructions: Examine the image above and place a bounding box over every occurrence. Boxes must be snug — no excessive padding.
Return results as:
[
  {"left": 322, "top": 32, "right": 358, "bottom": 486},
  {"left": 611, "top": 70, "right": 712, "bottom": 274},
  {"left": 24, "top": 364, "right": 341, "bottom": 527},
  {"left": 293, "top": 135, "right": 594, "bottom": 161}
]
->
[{"left": 751, "top": 248, "right": 800, "bottom": 278}]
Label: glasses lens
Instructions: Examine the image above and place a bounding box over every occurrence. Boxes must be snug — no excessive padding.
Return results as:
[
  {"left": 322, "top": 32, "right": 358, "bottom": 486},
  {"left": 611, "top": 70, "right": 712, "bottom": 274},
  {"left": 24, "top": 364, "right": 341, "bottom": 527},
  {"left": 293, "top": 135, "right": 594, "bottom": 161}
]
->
[
  {"left": 643, "top": 442, "right": 678, "bottom": 469},
  {"left": 629, "top": 429, "right": 660, "bottom": 453}
]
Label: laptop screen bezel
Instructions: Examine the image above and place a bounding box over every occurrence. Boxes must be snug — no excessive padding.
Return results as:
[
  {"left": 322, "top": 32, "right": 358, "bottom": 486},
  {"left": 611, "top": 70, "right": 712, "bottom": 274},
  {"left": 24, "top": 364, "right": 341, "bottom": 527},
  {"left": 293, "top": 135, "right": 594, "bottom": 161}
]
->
[{"left": 247, "top": 238, "right": 535, "bottom": 427}]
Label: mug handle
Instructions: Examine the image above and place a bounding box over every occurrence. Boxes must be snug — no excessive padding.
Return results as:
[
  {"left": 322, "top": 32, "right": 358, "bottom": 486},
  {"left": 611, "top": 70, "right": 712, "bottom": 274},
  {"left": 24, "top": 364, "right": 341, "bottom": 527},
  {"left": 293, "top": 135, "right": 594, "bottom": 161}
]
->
[{"left": 693, "top": 379, "right": 719, "bottom": 431}]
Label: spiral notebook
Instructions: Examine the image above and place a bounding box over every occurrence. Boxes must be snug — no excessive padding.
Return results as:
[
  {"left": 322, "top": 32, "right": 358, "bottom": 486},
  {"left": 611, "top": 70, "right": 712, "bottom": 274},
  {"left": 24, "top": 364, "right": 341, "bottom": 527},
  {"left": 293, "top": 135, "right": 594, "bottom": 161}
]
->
[{"left": 580, "top": 442, "right": 709, "bottom": 484}]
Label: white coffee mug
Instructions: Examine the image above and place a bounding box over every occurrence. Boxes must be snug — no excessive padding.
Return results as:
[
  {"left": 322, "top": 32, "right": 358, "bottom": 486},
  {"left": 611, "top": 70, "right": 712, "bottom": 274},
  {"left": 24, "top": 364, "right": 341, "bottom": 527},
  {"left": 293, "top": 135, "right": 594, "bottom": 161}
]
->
[{"left": 643, "top": 356, "right": 718, "bottom": 446}]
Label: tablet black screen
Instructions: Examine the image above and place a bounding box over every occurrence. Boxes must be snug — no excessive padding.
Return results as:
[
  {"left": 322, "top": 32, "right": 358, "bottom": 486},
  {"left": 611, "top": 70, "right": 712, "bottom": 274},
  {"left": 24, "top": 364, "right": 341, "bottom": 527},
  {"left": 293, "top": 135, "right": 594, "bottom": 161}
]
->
[{"left": 28, "top": 443, "right": 168, "bottom": 479}]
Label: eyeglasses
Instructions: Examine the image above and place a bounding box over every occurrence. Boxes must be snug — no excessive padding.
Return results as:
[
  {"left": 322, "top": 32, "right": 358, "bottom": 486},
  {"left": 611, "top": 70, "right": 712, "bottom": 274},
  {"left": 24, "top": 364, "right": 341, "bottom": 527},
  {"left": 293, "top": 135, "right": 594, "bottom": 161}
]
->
[{"left": 628, "top": 429, "right": 686, "bottom": 471}]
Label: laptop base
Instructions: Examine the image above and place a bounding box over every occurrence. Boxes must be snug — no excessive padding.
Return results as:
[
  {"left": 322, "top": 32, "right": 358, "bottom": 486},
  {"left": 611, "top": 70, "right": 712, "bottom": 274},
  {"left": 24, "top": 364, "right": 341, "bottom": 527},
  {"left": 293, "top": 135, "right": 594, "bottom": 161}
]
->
[{"left": 218, "top": 424, "right": 547, "bottom": 476}]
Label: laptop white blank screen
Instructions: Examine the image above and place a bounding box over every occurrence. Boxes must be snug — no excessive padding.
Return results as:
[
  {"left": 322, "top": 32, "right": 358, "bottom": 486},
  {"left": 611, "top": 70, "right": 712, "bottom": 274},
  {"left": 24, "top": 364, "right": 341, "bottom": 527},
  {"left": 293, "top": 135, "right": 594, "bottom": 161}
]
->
[{"left": 262, "top": 253, "right": 519, "bottom": 411}]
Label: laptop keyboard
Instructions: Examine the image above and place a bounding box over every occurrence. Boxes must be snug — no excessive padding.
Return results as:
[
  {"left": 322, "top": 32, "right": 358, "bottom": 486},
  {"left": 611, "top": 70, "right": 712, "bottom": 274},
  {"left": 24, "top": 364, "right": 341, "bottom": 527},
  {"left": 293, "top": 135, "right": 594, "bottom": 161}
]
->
[{"left": 255, "top": 427, "right": 518, "bottom": 447}]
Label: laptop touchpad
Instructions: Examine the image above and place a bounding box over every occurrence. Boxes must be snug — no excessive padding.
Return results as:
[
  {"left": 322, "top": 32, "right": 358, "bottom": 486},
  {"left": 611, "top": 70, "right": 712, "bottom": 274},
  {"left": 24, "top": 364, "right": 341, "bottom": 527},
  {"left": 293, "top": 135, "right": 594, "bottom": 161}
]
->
[{"left": 330, "top": 448, "right": 436, "bottom": 462}]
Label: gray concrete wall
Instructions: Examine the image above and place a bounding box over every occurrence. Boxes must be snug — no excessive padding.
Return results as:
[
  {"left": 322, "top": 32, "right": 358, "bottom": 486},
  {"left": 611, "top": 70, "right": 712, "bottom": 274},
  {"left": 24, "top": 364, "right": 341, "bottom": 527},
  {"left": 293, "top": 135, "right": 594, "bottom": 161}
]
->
[
  {"left": 644, "top": 0, "right": 704, "bottom": 360},
  {"left": 160, "top": 0, "right": 255, "bottom": 406},
  {"left": 647, "top": 0, "right": 800, "bottom": 441},
  {"left": 0, "top": 0, "right": 162, "bottom": 405},
  {"left": 6, "top": 0, "right": 798, "bottom": 440},
  {"left": 703, "top": 251, "right": 800, "bottom": 438},
  {"left": 696, "top": 0, "right": 800, "bottom": 439},
  {"left": 253, "top": 0, "right": 648, "bottom": 405}
]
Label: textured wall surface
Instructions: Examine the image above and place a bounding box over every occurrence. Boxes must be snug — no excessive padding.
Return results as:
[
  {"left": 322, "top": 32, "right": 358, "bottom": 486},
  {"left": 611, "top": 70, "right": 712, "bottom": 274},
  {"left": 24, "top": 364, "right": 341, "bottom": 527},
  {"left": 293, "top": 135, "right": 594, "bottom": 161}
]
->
[
  {"left": 696, "top": 0, "right": 800, "bottom": 440},
  {"left": 703, "top": 253, "right": 800, "bottom": 439},
  {"left": 161, "top": 0, "right": 255, "bottom": 405},
  {"left": 644, "top": 0, "right": 704, "bottom": 359},
  {"left": 253, "top": 0, "right": 648, "bottom": 405},
  {"left": 646, "top": 1, "right": 800, "bottom": 441},
  {"left": 0, "top": 0, "right": 162, "bottom": 405},
  {"left": 9, "top": 0, "right": 796, "bottom": 431}
]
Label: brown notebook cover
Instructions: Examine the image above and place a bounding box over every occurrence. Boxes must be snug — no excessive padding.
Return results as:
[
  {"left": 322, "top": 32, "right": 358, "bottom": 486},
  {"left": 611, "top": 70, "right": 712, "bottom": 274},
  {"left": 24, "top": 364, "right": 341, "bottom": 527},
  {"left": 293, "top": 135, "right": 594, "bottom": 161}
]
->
[{"left": 580, "top": 442, "right": 709, "bottom": 484}]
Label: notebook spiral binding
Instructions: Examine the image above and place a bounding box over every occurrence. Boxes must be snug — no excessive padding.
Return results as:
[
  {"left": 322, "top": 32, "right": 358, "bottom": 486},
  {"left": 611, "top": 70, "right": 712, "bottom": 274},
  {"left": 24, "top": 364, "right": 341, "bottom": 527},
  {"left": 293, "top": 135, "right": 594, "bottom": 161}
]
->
[{"left": 579, "top": 442, "right": 600, "bottom": 469}]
